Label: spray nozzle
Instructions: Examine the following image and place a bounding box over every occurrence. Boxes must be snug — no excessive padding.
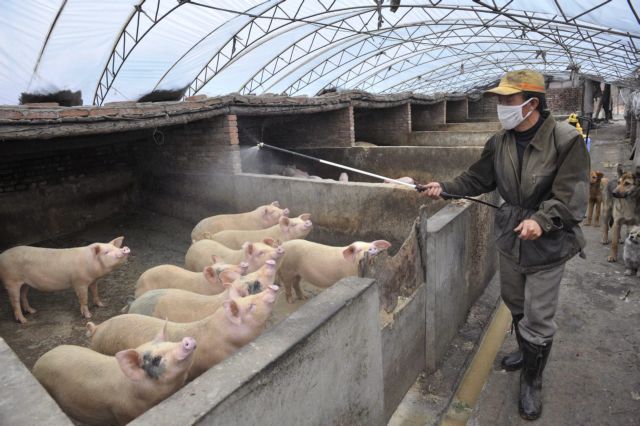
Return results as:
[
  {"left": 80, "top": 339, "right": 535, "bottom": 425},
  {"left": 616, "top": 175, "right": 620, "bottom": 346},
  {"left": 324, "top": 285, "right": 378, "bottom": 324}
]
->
[{"left": 257, "top": 142, "right": 264, "bottom": 149}]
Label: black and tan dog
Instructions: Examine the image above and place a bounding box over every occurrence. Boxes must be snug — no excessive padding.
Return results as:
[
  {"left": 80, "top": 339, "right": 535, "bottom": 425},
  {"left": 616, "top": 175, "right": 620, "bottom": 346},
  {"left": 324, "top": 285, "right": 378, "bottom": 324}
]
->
[
  {"left": 601, "top": 164, "right": 640, "bottom": 262},
  {"left": 585, "top": 171, "right": 607, "bottom": 226}
]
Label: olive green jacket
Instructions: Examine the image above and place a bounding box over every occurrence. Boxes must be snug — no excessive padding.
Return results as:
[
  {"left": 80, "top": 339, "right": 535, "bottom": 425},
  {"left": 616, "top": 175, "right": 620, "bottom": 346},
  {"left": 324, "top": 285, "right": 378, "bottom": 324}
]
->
[{"left": 441, "top": 112, "right": 590, "bottom": 272}]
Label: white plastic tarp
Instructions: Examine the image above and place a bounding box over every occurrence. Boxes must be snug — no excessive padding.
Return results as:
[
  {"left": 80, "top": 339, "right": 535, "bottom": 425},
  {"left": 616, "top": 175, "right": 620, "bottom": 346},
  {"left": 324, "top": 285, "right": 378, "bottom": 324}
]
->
[{"left": 0, "top": 0, "right": 637, "bottom": 105}]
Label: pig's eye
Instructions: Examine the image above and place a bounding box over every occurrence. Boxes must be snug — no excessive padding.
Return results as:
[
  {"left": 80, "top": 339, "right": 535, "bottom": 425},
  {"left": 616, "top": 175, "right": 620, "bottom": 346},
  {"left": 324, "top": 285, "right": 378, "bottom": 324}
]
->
[
  {"left": 152, "top": 356, "right": 162, "bottom": 366},
  {"left": 258, "top": 251, "right": 264, "bottom": 256}
]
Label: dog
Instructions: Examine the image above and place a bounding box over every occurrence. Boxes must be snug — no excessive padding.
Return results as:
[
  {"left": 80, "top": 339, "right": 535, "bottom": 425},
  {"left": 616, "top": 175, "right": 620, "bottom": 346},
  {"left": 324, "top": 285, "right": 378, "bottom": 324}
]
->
[
  {"left": 623, "top": 226, "right": 640, "bottom": 276},
  {"left": 585, "top": 171, "right": 607, "bottom": 226},
  {"left": 601, "top": 164, "right": 640, "bottom": 262}
]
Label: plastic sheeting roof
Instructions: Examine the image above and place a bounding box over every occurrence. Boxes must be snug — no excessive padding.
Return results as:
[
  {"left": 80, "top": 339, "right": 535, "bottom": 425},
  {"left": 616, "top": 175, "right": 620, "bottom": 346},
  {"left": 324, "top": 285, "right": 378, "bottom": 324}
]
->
[{"left": 1, "top": 0, "right": 638, "bottom": 105}]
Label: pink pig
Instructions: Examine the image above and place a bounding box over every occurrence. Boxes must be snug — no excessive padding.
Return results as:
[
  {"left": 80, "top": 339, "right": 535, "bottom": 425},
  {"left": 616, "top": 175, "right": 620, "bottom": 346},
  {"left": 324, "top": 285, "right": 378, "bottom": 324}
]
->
[
  {"left": 88, "top": 285, "right": 280, "bottom": 381},
  {"left": 211, "top": 214, "right": 313, "bottom": 250},
  {"left": 134, "top": 260, "right": 249, "bottom": 298},
  {"left": 278, "top": 240, "right": 391, "bottom": 302},
  {"left": 185, "top": 238, "right": 283, "bottom": 272},
  {"left": 191, "top": 201, "right": 289, "bottom": 242},
  {"left": 128, "top": 260, "right": 278, "bottom": 322},
  {"left": 33, "top": 327, "right": 196, "bottom": 425},
  {"left": 0, "top": 237, "right": 130, "bottom": 323}
]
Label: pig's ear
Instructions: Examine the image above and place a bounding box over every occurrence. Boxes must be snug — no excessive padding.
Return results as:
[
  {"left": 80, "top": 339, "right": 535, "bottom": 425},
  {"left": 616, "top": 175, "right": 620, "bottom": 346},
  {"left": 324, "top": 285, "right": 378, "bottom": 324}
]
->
[
  {"left": 223, "top": 300, "right": 243, "bottom": 325},
  {"left": 279, "top": 217, "right": 290, "bottom": 228},
  {"left": 299, "top": 213, "right": 311, "bottom": 221},
  {"left": 91, "top": 244, "right": 101, "bottom": 256},
  {"left": 271, "top": 201, "right": 280, "bottom": 207},
  {"left": 210, "top": 255, "right": 223, "bottom": 265},
  {"left": 109, "top": 237, "right": 125, "bottom": 248},
  {"left": 342, "top": 245, "right": 357, "bottom": 262},
  {"left": 203, "top": 266, "right": 218, "bottom": 285},
  {"left": 372, "top": 240, "right": 392, "bottom": 251},
  {"left": 243, "top": 242, "right": 254, "bottom": 255},
  {"left": 115, "top": 350, "right": 146, "bottom": 381},
  {"left": 153, "top": 322, "right": 168, "bottom": 343},
  {"left": 262, "top": 238, "right": 275, "bottom": 247},
  {"left": 220, "top": 270, "right": 241, "bottom": 285}
]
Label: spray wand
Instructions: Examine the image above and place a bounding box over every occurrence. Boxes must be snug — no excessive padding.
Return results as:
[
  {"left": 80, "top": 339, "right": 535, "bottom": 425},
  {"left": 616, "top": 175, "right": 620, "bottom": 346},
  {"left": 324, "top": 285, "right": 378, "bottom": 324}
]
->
[{"left": 256, "top": 142, "right": 498, "bottom": 209}]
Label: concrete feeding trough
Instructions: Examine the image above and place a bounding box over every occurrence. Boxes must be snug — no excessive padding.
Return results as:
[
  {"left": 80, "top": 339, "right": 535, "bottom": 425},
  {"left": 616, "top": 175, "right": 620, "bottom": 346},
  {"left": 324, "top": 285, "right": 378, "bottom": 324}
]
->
[{"left": 0, "top": 93, "right": 498, "bottom": 424}]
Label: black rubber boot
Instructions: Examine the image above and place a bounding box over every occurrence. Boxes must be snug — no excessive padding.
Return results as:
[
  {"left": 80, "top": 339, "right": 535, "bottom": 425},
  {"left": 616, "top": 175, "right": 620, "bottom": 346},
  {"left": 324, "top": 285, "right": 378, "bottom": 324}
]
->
[
  {"left": 501, "top": 313, "right": 524, "bottom": 371},
  {"left": 519, "top": 339, "right": 552, "bottom": 420}
]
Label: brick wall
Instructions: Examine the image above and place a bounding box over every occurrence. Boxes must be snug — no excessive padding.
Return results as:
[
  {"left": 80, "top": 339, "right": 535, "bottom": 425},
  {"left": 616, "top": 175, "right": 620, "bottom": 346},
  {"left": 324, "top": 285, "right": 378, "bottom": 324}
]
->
[
  {"left": 137, "top": 115, "right": 240, "bottom": 175},
  {"left": 546, "top": 87, "right": 583, "bottom": 115},
  {"left": 0, "top": 134, "right": 139, "bottom": 248},
  {"left": 237, "top": 107, "right": 354, "bottom": 150},
  {"left": 0, "top": 140, "right": 134, "bottom": 194},
  {"left": 468, "top": 96, "right": 498, "bottom": 121},
  {"left": 354, "top": 104, "right": 411, "bottom": 146},
  {"left": 446, "top": 99, "right": 468, "bottom": 123},
  {"left": 411, "top": 102, "right": 446, "bottom": 130}
]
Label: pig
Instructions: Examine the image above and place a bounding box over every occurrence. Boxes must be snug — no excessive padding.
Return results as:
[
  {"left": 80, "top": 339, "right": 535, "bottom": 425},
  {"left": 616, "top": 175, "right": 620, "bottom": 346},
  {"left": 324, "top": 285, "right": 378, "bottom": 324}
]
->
[
  {"left": 0, "top": 237, "right": 130, "bottom": 323},
  {"left": 278, "top": 240, "right": 392, "bottom": 303},
  {"left": 191, "top": 201, "right": 289, "bottom": 242},
  {"left": 134, "top": 259, "right": 249, "bottom": 298},
  {"left": 129, "top": 260, "right": 278, "bottom": 322},
  {"left": 185, "top": 238, "right": 283, "bottom": 272},
  {"left": 32, "top": 327, "right": 196, "bottom": 426},
  {"left": 87, "top": 285, "right": 279, "bottom": 381},
  {"left": 211, "top": 214, "right": 313, "bottom": 250}
]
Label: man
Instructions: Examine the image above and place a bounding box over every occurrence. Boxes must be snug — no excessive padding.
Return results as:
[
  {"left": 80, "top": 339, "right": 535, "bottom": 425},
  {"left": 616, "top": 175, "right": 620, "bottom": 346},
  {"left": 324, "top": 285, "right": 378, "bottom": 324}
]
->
[{"left": 422, "top": 70, "right": 590, "bottom": 420}]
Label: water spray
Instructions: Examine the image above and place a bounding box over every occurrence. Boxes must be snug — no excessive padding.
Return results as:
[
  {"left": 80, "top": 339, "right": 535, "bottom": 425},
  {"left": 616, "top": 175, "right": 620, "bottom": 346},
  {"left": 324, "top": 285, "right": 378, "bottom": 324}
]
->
[{"left": 256, "top": 142, "right": 498, "bottom": 209}]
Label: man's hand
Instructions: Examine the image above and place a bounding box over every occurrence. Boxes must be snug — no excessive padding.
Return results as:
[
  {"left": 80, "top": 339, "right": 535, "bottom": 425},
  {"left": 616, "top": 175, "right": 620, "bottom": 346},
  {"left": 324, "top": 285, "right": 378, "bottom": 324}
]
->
[
  {"left": 419, "top": 182, "right": 444, "bottom": 200},
  {"left": 514, "top": 219, "right": 542, "bottom": 240}
]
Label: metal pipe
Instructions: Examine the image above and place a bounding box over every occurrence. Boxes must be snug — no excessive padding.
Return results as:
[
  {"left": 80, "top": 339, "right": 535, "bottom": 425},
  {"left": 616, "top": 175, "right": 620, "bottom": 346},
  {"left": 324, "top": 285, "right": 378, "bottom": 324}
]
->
[{"left": 256, "top": 142, "right": 499, "bottom": 208}]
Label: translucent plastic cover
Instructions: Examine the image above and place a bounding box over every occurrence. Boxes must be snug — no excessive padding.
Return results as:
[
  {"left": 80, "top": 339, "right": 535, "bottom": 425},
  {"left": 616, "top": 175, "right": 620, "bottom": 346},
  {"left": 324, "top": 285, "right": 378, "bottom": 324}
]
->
[{"left": 1, "top": 0, "right": 638, "bottom": 105}]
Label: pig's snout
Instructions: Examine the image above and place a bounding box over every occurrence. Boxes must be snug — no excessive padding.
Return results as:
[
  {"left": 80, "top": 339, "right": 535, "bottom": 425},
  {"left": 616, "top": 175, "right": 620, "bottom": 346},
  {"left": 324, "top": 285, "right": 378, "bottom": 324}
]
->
[
  {"left": 368, "top": 247, "right": 380, "bottom": 255},
  {"left": 122, "top": 247, "right": 131, "bottom": 254},
  {"left": 282, "top": 208, "right": 290, "bottom": 217},
  {"left": 240, "top": 261, "right": 250, "bottom": 271},
  {"left": 178, "top": 337, "right": 197, "bottom": 360},
  {"left": 304, "top": 220, "right": 312, "bottom": 228},
  {"left": 266, "top": 259, "right": 276, "bottom": 268},
  {"left": 275, "top": 246, "right": 285, "bottom": 256},
  {"left": 269, "top": 284, "right": 279, "bottom": 291}
]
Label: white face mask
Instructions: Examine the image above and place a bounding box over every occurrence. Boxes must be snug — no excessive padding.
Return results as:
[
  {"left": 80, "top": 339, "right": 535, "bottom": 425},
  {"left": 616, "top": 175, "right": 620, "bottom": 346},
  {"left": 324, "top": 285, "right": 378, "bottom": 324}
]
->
[{"left": 497, "top": 98, "right": 534, "bottom": 130}]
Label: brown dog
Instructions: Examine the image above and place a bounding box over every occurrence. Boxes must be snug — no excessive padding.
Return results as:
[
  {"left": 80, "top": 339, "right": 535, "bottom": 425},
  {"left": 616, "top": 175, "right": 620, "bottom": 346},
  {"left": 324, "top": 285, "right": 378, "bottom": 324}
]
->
[
  {"left": 585, "top": 171, "right": 607, "bottom": 226},
  {"left": 601, "top": 164, "right": 640, "bottom": 262}
]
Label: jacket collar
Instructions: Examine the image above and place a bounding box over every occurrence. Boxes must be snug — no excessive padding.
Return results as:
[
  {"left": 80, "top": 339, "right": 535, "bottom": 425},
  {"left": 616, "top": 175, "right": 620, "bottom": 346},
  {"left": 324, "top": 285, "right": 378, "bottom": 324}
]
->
[{"left": 526, "top": 111, "right": 555, "bottom": 151}]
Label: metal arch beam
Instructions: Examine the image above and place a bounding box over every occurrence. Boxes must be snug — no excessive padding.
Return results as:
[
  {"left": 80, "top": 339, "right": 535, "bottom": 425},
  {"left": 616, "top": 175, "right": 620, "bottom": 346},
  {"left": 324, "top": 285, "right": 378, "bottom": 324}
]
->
[
  {"left": 31, "top": 0, "right": 68, "bottom": 86},
  {"left": 380, "top": 51, "right": 593, "bottom": 94},
  {"left": 283, "top": 22, "right": 629, "bottom": 96},
  {"left": 237, "top": 6, "right": 637, "bottom": 96},
  {"left": 93, "top": 0, "right": 186, "bottom": 105},
  {"left": 381, "top": 52, "right": 584, "bottom": 93},
  {"left": 183, "top": 2, "right": 418, "bottom": 97},
  {"left": 396, "top": 56, "right": 572, "bottom": 94},
  {"left": 280, "top": 22, "right": 509, "bottom": 95},
  {"left": 343, "top": 37, "right": 626, "bottom": 94},
  {"left": 383, "top": 53, "right": 560, "bottom": 93}
]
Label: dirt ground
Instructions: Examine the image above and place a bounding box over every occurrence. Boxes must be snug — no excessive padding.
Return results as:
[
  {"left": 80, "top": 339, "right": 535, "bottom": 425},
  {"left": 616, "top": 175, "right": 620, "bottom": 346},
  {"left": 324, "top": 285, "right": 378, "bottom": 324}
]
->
[{"left": 0, "top": 209, "right": 331, "bottom": 370}]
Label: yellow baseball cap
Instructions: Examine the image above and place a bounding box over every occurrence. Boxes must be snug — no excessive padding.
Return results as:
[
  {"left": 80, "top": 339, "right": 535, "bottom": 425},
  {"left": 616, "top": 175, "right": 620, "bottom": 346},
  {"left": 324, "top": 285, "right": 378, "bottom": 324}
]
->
[{"left": 486, "top": 69, "right": 546, "bottom": 95}]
